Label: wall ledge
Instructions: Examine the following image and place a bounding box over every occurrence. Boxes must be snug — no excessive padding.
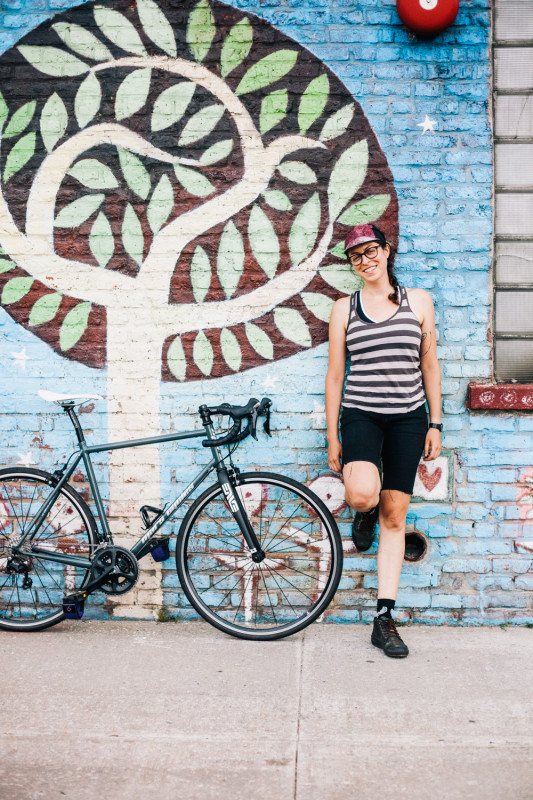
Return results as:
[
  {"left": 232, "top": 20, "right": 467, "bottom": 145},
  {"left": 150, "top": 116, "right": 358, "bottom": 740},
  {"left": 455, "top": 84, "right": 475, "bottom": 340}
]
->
[{"left": 468, "top": 383, "right": 533, "bottom": 411}]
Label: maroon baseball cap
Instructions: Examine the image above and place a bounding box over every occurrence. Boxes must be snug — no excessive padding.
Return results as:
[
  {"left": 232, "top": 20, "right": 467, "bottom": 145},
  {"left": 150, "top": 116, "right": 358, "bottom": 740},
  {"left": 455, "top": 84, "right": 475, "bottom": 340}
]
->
[{"left": 344, "top": 223, "right": 387, "bottom": 254}]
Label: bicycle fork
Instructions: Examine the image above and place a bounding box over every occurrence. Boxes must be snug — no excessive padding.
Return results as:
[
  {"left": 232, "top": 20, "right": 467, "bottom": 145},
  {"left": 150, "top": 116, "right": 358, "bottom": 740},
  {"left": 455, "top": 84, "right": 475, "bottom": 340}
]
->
[{"left": 217, "top": 467, "right": 265, "bottom": 562}]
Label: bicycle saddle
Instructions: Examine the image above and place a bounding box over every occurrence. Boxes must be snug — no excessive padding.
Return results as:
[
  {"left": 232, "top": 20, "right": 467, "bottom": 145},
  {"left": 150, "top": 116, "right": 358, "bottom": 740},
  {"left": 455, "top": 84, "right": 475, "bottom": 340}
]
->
[{"left": 38, "top": 390, "right": 104, "bottom": 407}]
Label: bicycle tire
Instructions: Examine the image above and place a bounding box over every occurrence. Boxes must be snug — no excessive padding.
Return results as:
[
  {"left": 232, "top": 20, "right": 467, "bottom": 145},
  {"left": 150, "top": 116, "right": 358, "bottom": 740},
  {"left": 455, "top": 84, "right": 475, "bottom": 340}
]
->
[
  {"left": 0, "top": 468, "right": 98, "bottom": 631},
  {"left": 176, "top": 472, "right": 343, "bottom": 641}
]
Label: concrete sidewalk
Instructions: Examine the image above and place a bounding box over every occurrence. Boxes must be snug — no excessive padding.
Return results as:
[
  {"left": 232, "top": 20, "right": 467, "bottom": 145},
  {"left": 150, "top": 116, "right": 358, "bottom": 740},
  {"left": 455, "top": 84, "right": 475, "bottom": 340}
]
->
[{"left": 0, "top": 622, "right": 531, "bottom": 800}]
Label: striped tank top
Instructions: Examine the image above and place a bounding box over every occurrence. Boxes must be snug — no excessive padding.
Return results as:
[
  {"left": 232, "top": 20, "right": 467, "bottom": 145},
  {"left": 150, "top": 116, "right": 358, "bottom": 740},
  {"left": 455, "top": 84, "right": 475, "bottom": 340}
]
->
[{"left": 342, "top": 285, "right": 426, "bottom": 414}]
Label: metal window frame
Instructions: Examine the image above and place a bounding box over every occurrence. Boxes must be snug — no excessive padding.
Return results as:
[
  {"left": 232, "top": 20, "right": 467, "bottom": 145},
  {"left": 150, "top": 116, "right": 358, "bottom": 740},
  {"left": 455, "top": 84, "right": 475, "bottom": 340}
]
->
[{"left": 492, "top": 2, "right": 533, "bottom": 382}]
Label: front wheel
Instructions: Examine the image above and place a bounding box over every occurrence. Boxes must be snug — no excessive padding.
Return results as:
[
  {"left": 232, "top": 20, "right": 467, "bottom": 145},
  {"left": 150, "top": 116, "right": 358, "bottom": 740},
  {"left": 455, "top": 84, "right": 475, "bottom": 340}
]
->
[
  {"left": 0, "top": 468, "right": 98, "bottom": 631},
  {"left": 176, "top": 472, "right": 343, "bottom": 640}
]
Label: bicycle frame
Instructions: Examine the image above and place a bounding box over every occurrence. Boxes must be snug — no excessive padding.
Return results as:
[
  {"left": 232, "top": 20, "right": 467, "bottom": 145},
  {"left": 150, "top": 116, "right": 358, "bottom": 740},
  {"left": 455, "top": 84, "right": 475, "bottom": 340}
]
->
[{"left": 17, "top": 405, "right": 259, "bottom": 571}]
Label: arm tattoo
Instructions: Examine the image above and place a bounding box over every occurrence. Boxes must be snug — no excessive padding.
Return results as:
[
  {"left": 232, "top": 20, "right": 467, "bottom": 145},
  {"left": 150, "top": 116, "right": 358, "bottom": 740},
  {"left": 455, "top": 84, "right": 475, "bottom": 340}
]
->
[{"left": 420, "top": 331, "right": 432, "bottom": 358}]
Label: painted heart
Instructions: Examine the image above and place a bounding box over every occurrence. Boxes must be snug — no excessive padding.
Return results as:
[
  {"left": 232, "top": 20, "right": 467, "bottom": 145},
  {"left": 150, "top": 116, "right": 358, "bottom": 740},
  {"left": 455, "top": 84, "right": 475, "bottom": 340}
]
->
[{"left": 418, "top": 464, "right": 442, "bottom": 492}]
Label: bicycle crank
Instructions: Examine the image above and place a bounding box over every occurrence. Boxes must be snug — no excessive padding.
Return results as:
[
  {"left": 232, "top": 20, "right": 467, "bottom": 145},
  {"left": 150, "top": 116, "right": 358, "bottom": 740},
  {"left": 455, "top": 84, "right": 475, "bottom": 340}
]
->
[{"left": 90, "top": 546, "right": 139, "bottom": 595}]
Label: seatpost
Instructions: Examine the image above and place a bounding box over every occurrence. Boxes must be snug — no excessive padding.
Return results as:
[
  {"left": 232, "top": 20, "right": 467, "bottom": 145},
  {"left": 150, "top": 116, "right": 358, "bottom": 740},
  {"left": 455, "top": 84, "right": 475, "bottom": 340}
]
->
[{"left": 65, "top": 405, "right": 86, "bottom": 446}]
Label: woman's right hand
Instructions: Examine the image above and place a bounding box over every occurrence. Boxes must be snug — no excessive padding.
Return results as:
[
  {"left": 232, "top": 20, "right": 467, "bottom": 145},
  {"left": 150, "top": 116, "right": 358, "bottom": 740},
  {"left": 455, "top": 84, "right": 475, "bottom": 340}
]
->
[{"left": 327, "top": 438, "right": 343, "bottom": 473}]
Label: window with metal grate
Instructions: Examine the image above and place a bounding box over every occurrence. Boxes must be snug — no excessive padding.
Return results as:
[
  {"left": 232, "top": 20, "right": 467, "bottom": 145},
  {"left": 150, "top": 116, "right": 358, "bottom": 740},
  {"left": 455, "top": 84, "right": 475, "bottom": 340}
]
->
[{"left": 493, "top": 0, "right": 533, "bottom": 381}]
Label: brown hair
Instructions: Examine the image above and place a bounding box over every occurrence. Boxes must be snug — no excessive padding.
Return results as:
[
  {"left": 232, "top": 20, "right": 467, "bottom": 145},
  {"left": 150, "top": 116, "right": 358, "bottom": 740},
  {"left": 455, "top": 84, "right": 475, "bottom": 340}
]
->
[{"left": 385, "top": 243, "right": 399, "bottom": 305}]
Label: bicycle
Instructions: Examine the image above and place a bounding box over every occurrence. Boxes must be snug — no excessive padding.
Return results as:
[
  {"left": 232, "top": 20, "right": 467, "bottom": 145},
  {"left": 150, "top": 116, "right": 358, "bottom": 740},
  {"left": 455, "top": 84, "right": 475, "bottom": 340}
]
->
[{"left": 0, "top": 392, "right": 343, "bottom": 640}]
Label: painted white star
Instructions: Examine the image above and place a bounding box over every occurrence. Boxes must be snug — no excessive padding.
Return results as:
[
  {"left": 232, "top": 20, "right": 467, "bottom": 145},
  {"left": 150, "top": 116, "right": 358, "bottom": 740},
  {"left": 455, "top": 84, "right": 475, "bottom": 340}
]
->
[
  {"left": 11, "top": 347, "right": 31, "bottom": 371},
  {"left": 261, "top": 374, "right": 280, "bottom": 391},
  {"left": 310, "top": 400, "right": 326, "bottom": 429},
  {"left": 417, "top": 115, "right": 437, "bottom": 134},
  {"left": 17, "top": 451, "right": 37, "bottom": 466}
]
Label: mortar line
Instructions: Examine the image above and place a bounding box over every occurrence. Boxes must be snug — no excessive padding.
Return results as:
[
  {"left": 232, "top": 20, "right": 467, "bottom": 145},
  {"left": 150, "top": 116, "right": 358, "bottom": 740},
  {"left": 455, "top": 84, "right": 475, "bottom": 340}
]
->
[{"left": 293, "top": 628, "right": 305, "bottom": 800}]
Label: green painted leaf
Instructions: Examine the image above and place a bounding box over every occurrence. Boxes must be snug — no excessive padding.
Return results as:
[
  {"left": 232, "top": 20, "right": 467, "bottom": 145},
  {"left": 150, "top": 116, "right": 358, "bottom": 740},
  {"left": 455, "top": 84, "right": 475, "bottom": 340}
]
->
[
  {"left": 328, "top": 139, "right": 368, "bottom": 221},
  {"left": 319, "top": 103, "right": 354, "bottom": 142},
  {"left": 54, "top": 193, "right": 105, "bottom": 228},
  {"left": 199, "top": 138, "right": 233, "bottom": 166},
  {"left": 167, "top": 336, "right": 186, "bottom": 381},
  {"left": 151, "top": 81, "right": 196, "bottom": 132},
  {"left": 277, "top": 160, "right": 316, "bottom": 185},
  {"left": 118, "top": 148, "right": 150, "bottom": 200},
  {"left": 0, "top": 91, "right": 9, "bottom": 131},
  {"left": 220, "top": 17, "right": 252, "bottom": 77},
  {"left": 262, "top": 190, "right": 292, "bottom": 212},
  {"left": 178, "top": 104, "right": 225, "bottom": 147},
  {"left": 288, "top": 192, "right": 321, "bottom": 267},
  {"left": 190, "top": 245, "right": 211, "bottom": 303},
  {"left": 248, "top": 204, "right": 279, "bottom": 279},
  {"left": 89, "top": 211, "right": 114, "bottom": 268},
  {"left": 115, "top": 68, "right": 151, "bottom": 121},
  {"left": 40, "top": 94, "right": 68, "bottom": 153},
  {"left": 136, "top": 0, "right": 177, "bottom": 57},
  {"left": 193, "top": 330, "right": 213, "bottom": 376},
  {"left": 217, "top": 220, "right": 244, "bottom": 299},
  {"left": 4, "top": 100, "right": 36, "bottom": 139},
  {"left": 259, "top": 89, "right": 288, "bottom": 135},
  {"left": 301, "top": 291, "right": 334, "bottom": 322},
  {"left": 17, "top": 46, "right": 89, "bottom": 77},
  {"left": 174, "top": 164, "right": 213, "bottom": 197},
  {"left": 338, "top": 194, "right": 391, "bottom": 227},
  {"left": 122, "top": 203, "right": 144, "bottom": 266},
  {"left": 52, "top": 21, "right": 112, "bottom": 61},
  {"left": 93, "top": 6, "right": 147, "bottom": 57},
  {"left": 28, "top": 292, "right": 61, "bottom": 326},
  {"left": 220, "top": 328, "right": 241, "bottom": 372},
  {"left": 319, "top": 263, "right": 362, "bottom": 295},
  {"left": 147, "top": 174, "right": 174, "bottom": 234},
  {"left": 68, "top": 158, "right": 118, "bottom": 190},
  {"left": 187, "top": 0, "right": 215, "bottom": 63},
  {"left": 298, "top": 73, "right": 329, "bottom": 135},
  {"left": 245, "top": 322, "right": 273, "bottom": 360},
  {"left": 236, "top": 50, "right": 298, "bottom": 96},
  {"left": 59, "top": 302, "right": 92, "bottom": 351},
  {"left": 3, "top": 132, "right": 36, "bottom": 183},
  {"left": 274, "top": 308, "right": 311, "bottom": 348},
  {"left": 75, "top": 72, "right": 101, "bottom": 129},
  {"left": 1, "top": 276, "right": 33, "bottom": 305},
  {"left": 0, "top": 259, "right": 16, "bottom": 273},
  {"left": 330, "top": 241, "right": 346, "bottom": 259}
]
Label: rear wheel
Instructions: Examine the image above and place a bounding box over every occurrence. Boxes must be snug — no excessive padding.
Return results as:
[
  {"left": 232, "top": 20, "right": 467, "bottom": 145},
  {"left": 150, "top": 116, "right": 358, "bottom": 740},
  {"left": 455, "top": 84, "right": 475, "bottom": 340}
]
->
[
  {"left": 176, "top": 472, "right": 343, "bottom": 640},
  {"left": 0, "top": 468, "right": 98, "bottom": 631}
]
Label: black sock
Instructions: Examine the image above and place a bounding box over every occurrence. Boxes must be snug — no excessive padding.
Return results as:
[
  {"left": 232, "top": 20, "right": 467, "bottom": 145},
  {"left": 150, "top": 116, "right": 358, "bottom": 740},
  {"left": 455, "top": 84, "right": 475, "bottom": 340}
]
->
[{"left": 376, "top": 598, "right": 395, "bottom": 619}]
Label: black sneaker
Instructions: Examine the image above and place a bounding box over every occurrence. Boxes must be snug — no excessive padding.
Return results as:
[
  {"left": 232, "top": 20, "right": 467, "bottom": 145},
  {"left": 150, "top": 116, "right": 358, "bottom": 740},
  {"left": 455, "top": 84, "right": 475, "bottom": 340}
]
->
[
  {"left": 371, "top": 616, "right": 409, "bottom": 658},
  {"left": 351, "top": 505, "right": 379, "bottom": 552}
]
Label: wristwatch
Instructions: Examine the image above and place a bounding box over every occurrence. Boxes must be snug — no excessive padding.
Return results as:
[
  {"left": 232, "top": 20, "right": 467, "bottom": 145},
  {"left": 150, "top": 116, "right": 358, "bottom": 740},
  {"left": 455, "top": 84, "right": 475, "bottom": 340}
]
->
[{"left": 429, "top": 422, "right": 443, "bottom": 431}]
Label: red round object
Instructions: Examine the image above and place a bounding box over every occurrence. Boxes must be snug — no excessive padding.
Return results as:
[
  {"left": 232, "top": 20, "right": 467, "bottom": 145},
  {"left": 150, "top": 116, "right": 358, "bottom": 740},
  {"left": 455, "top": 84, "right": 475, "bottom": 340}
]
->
[{"left": 396, "top": 0, "right": 460, "bottom": 39}]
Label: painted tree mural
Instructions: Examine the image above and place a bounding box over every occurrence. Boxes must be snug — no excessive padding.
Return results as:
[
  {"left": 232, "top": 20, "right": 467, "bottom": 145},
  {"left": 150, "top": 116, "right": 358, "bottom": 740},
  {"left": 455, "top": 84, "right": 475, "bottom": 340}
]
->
[{"left": 0, "top": 0, "right": 397, "bottom": 547}]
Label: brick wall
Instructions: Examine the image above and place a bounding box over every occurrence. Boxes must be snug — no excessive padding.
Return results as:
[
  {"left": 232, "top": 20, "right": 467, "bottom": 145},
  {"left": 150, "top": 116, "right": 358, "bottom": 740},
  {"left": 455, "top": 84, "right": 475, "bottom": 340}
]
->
[{"left": 0, "top": 0, "right": 531, "bottom": 624}]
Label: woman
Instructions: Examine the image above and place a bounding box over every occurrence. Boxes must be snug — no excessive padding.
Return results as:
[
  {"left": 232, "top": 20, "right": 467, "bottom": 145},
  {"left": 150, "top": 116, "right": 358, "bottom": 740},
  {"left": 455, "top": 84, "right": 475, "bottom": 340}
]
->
[{"left": 325, "top": 223, "right": 442, "bottom": 658}]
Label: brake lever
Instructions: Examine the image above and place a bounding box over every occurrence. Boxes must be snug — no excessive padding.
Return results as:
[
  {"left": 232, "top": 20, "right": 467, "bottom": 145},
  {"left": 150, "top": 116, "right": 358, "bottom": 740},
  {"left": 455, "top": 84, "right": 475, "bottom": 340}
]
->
[
  {"left": 250, "top": 404, "right": 259, "bottom": 440},
  {"left": 263, "top": 406, "right": 271, "bottom": 437}
]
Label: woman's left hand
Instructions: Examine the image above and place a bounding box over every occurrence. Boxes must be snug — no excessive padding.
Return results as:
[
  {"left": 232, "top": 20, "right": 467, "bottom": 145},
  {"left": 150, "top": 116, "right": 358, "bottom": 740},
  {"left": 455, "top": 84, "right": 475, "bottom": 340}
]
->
[{"left": 423, "top": 428, "right": 441, "bottom": 461}]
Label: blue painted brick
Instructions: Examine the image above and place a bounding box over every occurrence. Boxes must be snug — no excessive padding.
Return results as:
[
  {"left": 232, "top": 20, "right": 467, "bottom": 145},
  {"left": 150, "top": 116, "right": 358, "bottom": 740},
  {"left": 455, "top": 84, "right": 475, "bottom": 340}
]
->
[
  {"left": 467, "top": 468, "right": 516, "bottom": 483},
  {"left": 443, "top": 559, "right": 492, "bottom": 574},
  {"left": 395, "top": 592, "right": 431, "bottom": 608}
]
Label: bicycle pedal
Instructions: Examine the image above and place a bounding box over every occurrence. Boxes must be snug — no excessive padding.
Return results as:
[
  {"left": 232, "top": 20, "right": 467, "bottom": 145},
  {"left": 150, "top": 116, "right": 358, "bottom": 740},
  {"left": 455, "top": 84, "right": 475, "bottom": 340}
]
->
[
  {"left": 150, "top": 537, "right": 170, "bottom": 563},
  {"left": 140, "top": 505, "right": 163, "bottom": 529},
  {"left": 62, "top": 596, "right": 85, "bottom": 620}
]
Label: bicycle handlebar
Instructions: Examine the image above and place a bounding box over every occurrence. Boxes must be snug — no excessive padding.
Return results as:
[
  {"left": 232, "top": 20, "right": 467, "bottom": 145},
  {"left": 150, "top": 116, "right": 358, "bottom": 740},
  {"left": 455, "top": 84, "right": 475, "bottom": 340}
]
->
[{"left": 201, "top": 397, "right": 272, "bottom": 447}]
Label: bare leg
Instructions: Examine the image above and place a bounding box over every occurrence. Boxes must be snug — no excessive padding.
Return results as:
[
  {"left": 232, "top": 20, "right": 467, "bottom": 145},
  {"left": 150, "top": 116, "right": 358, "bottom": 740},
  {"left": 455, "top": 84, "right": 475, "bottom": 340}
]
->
[
  {"left": 342, "top": 460, "right": 381, "bottom": 512},
  {"left": 377, "top": 489, "right": 411, "bottom": 599}
]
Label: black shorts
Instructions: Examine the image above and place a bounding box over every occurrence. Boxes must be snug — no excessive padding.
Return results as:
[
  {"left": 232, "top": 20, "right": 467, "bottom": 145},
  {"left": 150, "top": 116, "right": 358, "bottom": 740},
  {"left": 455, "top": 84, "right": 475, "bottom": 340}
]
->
[{"left": 340, "top": 403, "right": 429, "bottom": 495}]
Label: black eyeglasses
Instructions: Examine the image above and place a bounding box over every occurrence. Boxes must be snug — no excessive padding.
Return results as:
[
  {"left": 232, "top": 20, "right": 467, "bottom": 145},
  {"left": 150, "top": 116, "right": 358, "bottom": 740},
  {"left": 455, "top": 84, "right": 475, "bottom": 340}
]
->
[{"left": 347, "top": 244, "right": 381, "bottom": 267}]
